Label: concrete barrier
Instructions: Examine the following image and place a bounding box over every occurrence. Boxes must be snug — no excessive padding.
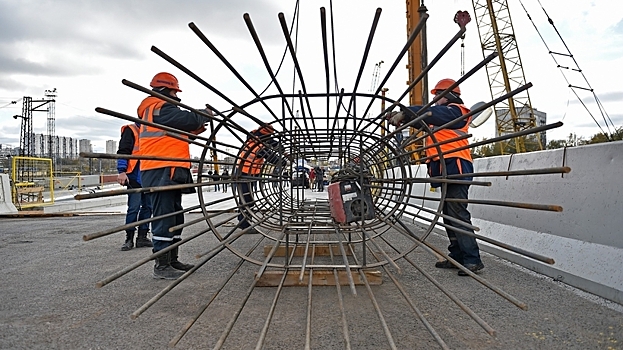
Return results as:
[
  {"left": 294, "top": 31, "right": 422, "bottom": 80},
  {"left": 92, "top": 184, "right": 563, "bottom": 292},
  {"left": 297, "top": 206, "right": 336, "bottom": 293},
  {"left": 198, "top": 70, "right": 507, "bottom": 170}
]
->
[
  {"left": 405, "top": 140, "right": 623, "bottom": 305},
  {"left": 0, "top": 174, "right": 18, "bottom": 214}
]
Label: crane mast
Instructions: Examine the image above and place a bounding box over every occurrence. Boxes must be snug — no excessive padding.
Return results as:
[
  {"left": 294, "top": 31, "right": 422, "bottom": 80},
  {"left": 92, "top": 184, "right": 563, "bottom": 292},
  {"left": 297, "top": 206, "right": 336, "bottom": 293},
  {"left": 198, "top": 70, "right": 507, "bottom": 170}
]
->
[
  {"left": 405, "top": 0, "right": 428, "bottom": 160},
  {"left": 472, "top": 0, "right": 541, "bottom": 153}
]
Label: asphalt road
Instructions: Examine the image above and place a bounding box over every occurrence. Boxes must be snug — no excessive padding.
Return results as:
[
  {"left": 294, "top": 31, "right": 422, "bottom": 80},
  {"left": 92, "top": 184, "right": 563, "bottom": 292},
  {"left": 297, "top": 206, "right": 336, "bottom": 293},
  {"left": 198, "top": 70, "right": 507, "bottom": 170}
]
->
[{"left": 1, "top": 211, "right": 622, "bottom": 350}]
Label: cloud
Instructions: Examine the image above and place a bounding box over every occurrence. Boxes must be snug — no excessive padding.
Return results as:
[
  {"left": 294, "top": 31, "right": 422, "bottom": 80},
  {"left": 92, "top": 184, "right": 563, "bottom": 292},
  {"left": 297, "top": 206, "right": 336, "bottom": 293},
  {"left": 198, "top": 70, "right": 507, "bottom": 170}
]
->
[
  {"left": 55, "top": 114, "right": 124, "bottom": 141},
  {"left": 568, "top": 90, "right": 623, "bottom": 105}
]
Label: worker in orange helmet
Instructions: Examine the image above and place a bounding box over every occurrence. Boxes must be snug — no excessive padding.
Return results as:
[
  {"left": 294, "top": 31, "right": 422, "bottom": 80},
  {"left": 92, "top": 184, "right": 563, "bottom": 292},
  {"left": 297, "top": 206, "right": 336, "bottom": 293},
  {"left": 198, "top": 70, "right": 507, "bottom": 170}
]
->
[
  {"left": 138, "top": 72, "right": 211, "bottom": 280},
  {"left": 234, "top": 123, "right": 286, "bottom": 234},
  {"left": 387, "top": 78, "right": 484, "bottom": 276},
  {"left": 116, "top": 122, "right": 153, "bottom": 251}
]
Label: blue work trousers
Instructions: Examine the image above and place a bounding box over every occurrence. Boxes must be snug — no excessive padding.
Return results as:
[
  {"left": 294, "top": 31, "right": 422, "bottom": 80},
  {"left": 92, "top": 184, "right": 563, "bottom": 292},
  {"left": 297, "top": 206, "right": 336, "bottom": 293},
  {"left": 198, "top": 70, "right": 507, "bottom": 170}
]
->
[
  {"left": 149, "top": 189, "right": 184, "bottom": 251},
  {"left": 236, "top": 180, "right": 254, "bottom": 229},
  {"left": 125, "top": 191, "right": 152, "bottom": 232},
  {"left": 442, "top": 184, "right": 482, "bottom": 266},
  {"left": 141, "top": 168, "right": 187, "bottom": 252}
]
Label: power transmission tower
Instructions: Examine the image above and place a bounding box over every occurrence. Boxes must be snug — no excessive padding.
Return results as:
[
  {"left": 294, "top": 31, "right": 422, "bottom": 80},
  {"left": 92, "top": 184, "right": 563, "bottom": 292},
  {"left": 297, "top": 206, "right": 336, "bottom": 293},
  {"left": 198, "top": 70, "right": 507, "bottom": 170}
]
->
[
  {"left": 44, "top": 88, "right": 57, "bottom": 170},
  {"left": 13, "top": 97, "right": 54, "bottom": 184}
]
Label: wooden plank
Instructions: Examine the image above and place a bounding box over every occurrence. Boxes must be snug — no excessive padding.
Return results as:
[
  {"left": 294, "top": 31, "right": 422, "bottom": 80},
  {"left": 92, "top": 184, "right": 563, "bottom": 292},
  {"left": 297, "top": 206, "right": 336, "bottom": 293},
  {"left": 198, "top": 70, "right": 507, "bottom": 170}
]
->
[
  {"left": 16, "top": 186, "right": 45, "bottom": 194},
  {"left": 256, "top": 269, "right": 382, "bottom": 287},
  {"left": 264, "top": 244, "right": 352, "bottom": 257}
]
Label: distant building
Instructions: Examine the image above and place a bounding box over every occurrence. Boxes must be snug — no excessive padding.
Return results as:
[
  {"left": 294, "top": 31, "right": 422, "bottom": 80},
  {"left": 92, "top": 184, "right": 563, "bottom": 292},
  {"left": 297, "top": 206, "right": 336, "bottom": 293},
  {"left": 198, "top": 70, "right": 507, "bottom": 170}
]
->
[
  {"left": 79, "top": 139, "right": 92, "bottom": 155},
  {"left": 494, "top": 107, "right": 547, "bottom": 147},
  {"left": 105, "top": 140, "right": 117, "bottom": 154},
  {"left": 28, "top": 133, "right": 79, "bottom": 159}
]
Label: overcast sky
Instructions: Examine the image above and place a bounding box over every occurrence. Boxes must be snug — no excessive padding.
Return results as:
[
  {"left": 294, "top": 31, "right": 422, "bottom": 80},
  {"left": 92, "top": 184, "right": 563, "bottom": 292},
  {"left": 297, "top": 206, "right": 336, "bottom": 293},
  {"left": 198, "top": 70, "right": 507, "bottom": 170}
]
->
[{"left": 0, "top": 0, "right": 621, "bottom": 156}]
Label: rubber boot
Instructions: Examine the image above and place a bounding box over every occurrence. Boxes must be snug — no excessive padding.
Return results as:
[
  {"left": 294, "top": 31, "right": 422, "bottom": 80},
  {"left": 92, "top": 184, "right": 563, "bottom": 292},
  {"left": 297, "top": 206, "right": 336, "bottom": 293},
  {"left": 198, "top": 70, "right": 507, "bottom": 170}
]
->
[
  {"left": 120, "top": 231, "right": 134, "bottom": 251},
  {"left": 170, "top": 247, "right": 194, "bottom": 271},
  {"left": 135, "top": 229, "right": 153, "bottom": 248},
  {"left": 153, "top": 250, "right": 184, "bottom": 280}
]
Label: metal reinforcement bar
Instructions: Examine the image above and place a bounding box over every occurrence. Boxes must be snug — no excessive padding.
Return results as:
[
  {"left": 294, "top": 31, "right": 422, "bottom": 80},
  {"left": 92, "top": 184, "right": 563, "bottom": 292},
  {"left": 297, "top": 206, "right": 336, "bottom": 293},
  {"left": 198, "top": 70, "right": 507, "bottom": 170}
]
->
[{"left": 79, "top": 4, "right": 570, "bottom": 348}]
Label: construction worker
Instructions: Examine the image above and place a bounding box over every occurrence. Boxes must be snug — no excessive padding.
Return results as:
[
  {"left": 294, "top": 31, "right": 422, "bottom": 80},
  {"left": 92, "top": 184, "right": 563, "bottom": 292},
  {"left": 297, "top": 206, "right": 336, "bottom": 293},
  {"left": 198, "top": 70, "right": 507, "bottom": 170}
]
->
[
  {"left": 387, "top": 78, "right": 484, "bottom": 276},
  {"left": 138, "top": 72, "right": 210, "bottom": 280},
  {"left": 235, "top": 124, "right": 286, "bottom": 234},
  {"left": 116, "top": 123, "right": 152, "bottom": 251}
]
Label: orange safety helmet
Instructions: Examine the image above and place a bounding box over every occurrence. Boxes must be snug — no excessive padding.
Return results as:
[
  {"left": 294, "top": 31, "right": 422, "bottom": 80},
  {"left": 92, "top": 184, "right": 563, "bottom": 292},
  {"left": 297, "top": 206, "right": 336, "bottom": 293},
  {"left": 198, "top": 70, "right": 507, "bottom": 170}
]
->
[
  {"left": 150, "top": 72, "right": 182, "bottom": 92},
  {"left": 431, "top": 78, "right": 460, "bottom": 96},
  {"left": 257, "top": 124, "right": 275, "bottom": 135}
]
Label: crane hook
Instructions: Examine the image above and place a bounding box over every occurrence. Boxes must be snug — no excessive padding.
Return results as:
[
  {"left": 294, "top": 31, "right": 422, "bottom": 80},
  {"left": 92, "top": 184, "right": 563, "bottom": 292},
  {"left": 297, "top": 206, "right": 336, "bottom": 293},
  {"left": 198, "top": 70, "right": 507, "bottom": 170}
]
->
[{"left": 454, "top": 10, "right": 471, "bottom": 29}]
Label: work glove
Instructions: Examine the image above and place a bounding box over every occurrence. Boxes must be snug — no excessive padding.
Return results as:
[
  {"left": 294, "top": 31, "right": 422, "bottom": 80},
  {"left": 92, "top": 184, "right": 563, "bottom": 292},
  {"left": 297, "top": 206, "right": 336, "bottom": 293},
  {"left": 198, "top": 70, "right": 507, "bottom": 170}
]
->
[
  {"left": 386, "top": 111, "right": 405, "bottom": 126},
  {"left": 190, "top": 125, "right": 207, "bottom": 135}
]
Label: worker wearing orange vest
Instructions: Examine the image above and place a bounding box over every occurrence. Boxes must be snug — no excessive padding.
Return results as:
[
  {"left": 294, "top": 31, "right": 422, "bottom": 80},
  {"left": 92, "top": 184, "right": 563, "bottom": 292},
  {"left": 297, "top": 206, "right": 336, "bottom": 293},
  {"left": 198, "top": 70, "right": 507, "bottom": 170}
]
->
[
  {"left": 116, "top": 123, "right": 153, "bottom": 251},
  {"left": 139, "top": 72, "right": 210, "bottom": 280},
  {"left": 387, "top": 78, "right": 484, "bottom": 276},
  {"left": 235, "top": 124, "right": 286, "bottom": 233}
]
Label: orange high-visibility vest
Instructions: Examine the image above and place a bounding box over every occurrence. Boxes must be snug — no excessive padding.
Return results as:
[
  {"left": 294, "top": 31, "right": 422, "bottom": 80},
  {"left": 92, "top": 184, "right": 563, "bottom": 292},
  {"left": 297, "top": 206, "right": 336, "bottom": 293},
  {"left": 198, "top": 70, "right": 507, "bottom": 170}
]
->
[
  {"left": 120, "top": 124, "right": 140, "bottom": 173},
  {"left": 137, "top": 97, "right": 191, "bottom": 171},
  {"left": 237, "top": 137, "right": 264, "bottom": 175},
  {"left": 425, "top": 103, "right": 473, "bottom": 162}
]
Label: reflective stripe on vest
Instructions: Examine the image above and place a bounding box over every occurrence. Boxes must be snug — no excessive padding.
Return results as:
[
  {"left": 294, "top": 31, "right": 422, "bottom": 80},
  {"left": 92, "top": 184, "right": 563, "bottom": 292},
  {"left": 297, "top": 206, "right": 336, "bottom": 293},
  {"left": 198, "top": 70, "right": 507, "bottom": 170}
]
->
[
  {"left": 237, "top": 139, "right": 264, "bottom": 175},
  {"left": 425, "top": 103, "right": 473, "bottom": 162},
  {"left": 138, "top": 96, "right": 191, "bottom": 171},
  {"left": 120, "top": 124, "right": 140, "bottom": 173}
]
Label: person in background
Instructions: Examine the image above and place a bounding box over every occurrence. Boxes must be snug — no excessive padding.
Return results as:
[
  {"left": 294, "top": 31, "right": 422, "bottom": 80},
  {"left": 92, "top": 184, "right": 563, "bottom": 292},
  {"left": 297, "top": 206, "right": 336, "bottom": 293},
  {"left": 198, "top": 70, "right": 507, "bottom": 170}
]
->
[
  {"left": 315, "top": 166, "right": 325, "bottom": 192},
  {"left": 116, "top": 123, "right": 153, "bottom": 251},
  {"left": 282, "top": 170, "right": 290, "bottom": 189},
  {"left": 221, "top": 168, "right": 229, "bottom": 193},
  {"left": 387, "top": 78, "right": 484, "bottom": 276},
  {"left": 213, "top": 170, "right": 220, "bottom": 192},
  {"left": 235, "top": 124, "right": 286, "bottom": 234},
  {"left": 309, "top": 167, "right": 316, "bottom": 191},
  {"left": 206, "top": 170, "right": 213, "bottom": 191},
  {"left": 138, "top": 72, "right": 211, "bottom": 280}
]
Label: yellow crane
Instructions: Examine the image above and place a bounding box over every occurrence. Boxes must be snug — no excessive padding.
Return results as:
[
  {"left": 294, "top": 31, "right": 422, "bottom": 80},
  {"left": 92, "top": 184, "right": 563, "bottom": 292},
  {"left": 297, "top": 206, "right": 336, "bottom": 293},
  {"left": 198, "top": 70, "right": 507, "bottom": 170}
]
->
[
  {"left": 405, "top": 0, "right": 429, "bottom": 160},
  {"left": 471, "top": 0, "right": 541, "bottom": 153}
]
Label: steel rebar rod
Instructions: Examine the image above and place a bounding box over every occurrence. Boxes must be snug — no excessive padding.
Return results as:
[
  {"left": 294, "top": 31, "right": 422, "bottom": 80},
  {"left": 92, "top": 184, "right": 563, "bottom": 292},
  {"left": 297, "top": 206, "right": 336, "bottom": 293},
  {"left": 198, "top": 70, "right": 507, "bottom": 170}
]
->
[
  {"left": 278, "top": 12, "right": 318, "bottom": 132},
  {"left": 168, "top": 206, "right": 238, "bottom": 232},
  {"left": 392, "top": 218, "right": 528, "bottom": 310},
  {"left": 410, "top": 194, "right": 562, "bottom": 212},
  {"left": 187, "top": 22, "right": 287, "bottom": 129},
  {"left": 328, "top": 244, "right": 352, "bottom": 350},
  {"left": 334, "top": 226, "right": 357, "bottom": 295},
  {"left": 254, "top": 238, "right": 300, "bottom": 350},
  {"left": 83, "top": 204, "right": 201, "bottom": 241},
  {"left": 74, "top": 182, "right": 206, "bottom": 200},
  {"left": 168, "top": 239, "right": 264, "bottom": 348},
  {"left": 384, "top": 204, "right": 556, "bottom": 264},
  {"left": 379, "top": 234, "right": 496, "bottom": 338},
  {"left": 366, "top": 243, "right": 450, "bottom": 349},
  {"left": 442, "top": 166, "right": 572, "bottom": 179},
  {"left": 304, "top": 243, "right": 316, "bottom": 350},
  {"left": 95, "top": 225, "right": 212, "bottom": 288},
  {"left": 131, "top": 228, "right": 260, "bottom": 320}
]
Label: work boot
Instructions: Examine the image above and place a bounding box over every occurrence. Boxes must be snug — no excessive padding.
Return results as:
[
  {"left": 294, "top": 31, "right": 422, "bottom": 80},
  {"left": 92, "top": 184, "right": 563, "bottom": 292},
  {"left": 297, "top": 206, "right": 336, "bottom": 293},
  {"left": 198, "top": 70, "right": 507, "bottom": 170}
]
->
[
  {"left": 120, "top": 231, "right": 134, "bottom": 251},
  {"left": 170, "top": 247, "right": 194, "bottom": 271},
  {"left": 135, "top": 229, "right": 153, "bottom": 248},
  {"left": 458, "top": 262, "right": 485, "bottom": 276},
  {"left": 434, "top": 260, "right": 459, "bottom": 269},
  {"left": 153, "top": 250, "right": 185, "bottom": 280}
]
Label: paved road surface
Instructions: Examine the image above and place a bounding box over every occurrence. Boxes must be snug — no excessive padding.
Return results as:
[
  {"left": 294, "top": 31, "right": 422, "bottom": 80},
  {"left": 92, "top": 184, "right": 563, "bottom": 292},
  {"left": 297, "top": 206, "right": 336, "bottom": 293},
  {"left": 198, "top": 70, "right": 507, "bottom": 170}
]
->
[{"left": 1, "top": 190, "right": 622, "bottom": 349}]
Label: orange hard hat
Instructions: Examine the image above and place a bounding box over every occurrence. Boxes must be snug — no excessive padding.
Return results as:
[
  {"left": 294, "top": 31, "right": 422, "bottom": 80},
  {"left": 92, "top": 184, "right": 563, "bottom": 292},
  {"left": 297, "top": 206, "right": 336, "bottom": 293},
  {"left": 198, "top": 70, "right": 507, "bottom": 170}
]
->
[
  {"left": 150, "top": 72, "right": 181, "bottom": 92},
  {"left": 258, "top": 124, "right": 275, "bottom": 135},
  {"left": 431, "top": 78, "right": 460, "bottom": 96}
]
